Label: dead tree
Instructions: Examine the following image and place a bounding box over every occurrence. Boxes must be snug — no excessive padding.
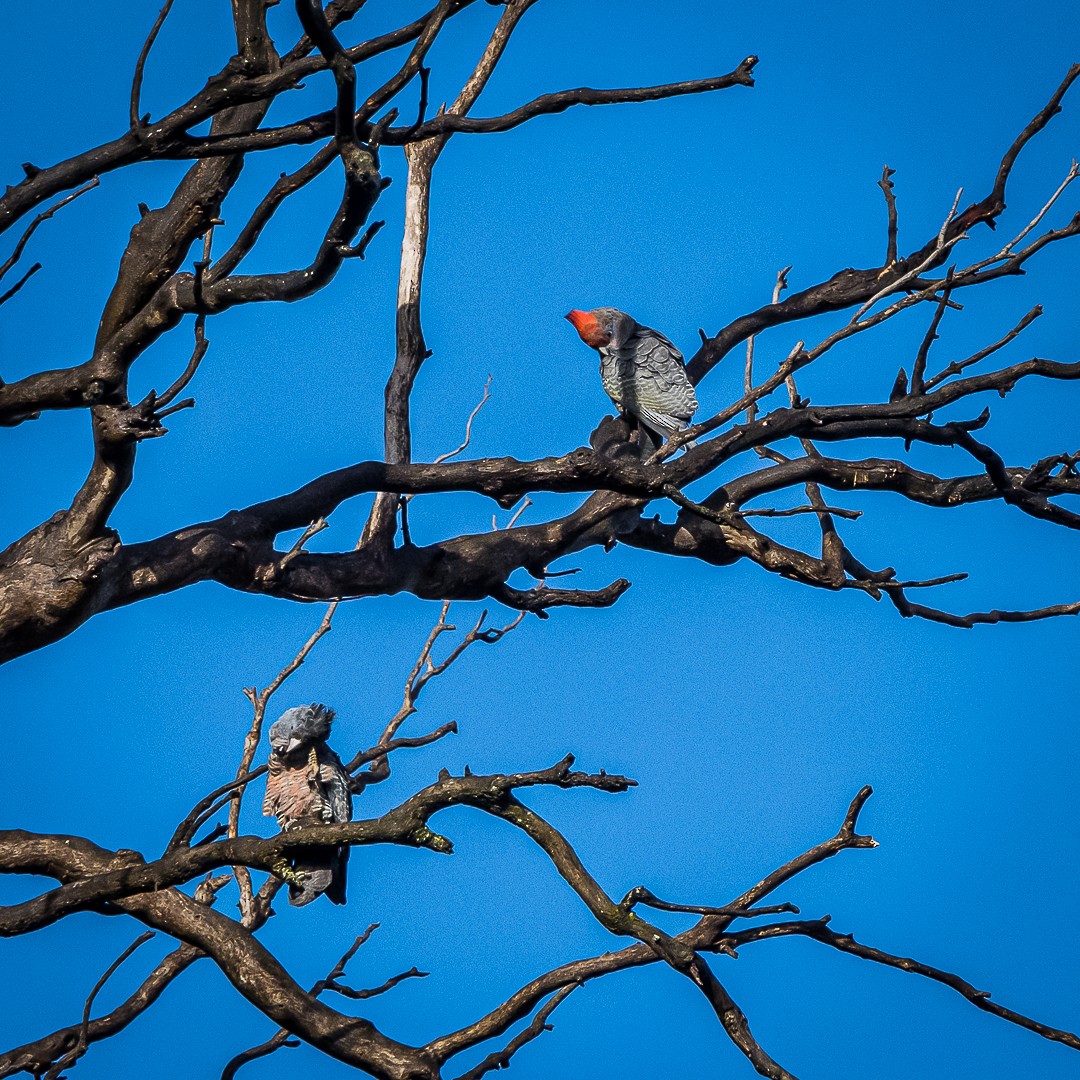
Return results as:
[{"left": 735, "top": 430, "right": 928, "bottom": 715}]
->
[{"left": 1, "top": 3, "right": 1078, "bottom": 1078}]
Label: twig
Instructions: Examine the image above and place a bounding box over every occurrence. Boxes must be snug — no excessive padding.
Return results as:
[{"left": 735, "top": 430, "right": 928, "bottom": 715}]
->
[
  {"left": 230, "top": 599, "right": 339, "bottom": 920},
  {"left": 995, "top": 157, "right": 1079, "bottom": 256},
  {"left": 346, "top": 721, "right": 458, "bottom": 770},
  {"left": 0, "top": 177, "right": 100, "bottom": 285},
  {"left": 337, "top": 218, "right": 386, "bottom": 259},
  {"left": 404, "top": 376, "right": 494, "bottom": 527},
  {"left": 726, "top": 918, "right": 1080, "bottom": 1053},
  {"left": 743, "top": 266, "right": 791, "bottom": 426},
  {"left": 453, "top": 985, "right": 579, "bottom": 1080},
  {"left": 742, "top": 504, "right": 861, "bottom": 521},
  {"left": 414, "top": 65, "right": 431, "bottom": 128},
  {"left": 347, "top": 602, "right": 525, "bottom": 777},
  {"left": 167, "top": 765, "right": 269, "bottom": 854},
  {"left": 619, "top": 886, "right": 799, "bottom": 921},
  {"left": 221, "top": 924, "right": 424, "bottom": 1079},
  {"left": 923, "top": 304, "right": 1043, "bottom": 391},
  {"left": 325, "top": 966, "right": 428, "bottom": 1000},
  {"left": 394, "top": 57, "right": 760, "bottom": 142},
  {"left": 434, "top": 375, "right": 493, "bottom": 465},
  {"left": 0, "top": 263, "right": 41, "bottom": 307},
  {"left": 846, "top": 572, "right": 967, "bottom": 592},
  {"left": 42, "top": 933, "right": 156, "bottom": 1080},
  {"left": 878, "top": 165, "right": 898, "bottom": 266},
  {"left": 130, "top": 0, "right": 177, "bottom": 130},
  {"left": 493, "top": 495, "right": 532, "bottom": 531},
  {"left": 910, "top": 268, "right": 954, "bottom": 394}
]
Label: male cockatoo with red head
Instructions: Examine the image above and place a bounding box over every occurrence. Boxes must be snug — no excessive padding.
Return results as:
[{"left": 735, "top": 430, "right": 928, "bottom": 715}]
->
[{"left": 565, "top": 307, "right": 698, "bottom": 452}]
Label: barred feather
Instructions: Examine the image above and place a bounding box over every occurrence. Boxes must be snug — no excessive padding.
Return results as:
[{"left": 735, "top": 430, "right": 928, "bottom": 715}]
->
[{"left": 263, "top": 706, "right": 352, "bottom": 906}]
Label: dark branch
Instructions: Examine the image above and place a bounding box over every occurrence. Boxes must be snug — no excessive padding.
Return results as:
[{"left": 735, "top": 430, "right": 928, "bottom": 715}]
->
[{"left": 727, "top": 919, "right": 1080, "bottom": 1053}]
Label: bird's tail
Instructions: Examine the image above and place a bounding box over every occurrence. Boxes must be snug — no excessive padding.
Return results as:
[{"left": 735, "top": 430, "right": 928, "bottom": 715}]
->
[
  {"left": 636, "top": 410, "right": 696, "bottom": 454},
  {"left": 324, "top": 846, "right": 349, "bottom": 906},
  {"left": 287, "top": 846, "right": 348, "bottom": 907}
]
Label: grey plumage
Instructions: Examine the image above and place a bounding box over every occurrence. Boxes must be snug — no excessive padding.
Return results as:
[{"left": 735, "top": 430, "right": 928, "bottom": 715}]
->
[
  {"left": 568, "top": 306, "right": 698, "bottom": 452},
  {"left": 263, "top": 703, "right": 352, "bottom": 906}
]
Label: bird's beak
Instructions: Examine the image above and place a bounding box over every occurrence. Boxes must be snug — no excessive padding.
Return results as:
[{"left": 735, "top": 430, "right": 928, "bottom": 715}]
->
[
  {"left": 286, "top": 736, "right": 303, "bottom": 753},
  {"left": 566, "top": 309, "right": 609, "bottom": 348},
  {"left": 565, "top": 309, "right": 592, "bottom": 334}
]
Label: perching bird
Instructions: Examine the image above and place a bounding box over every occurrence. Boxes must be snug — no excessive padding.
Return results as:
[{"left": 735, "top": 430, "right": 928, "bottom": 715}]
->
[
  {"left": 565, "top": 307, "right": 698, "bottom": 453},
  {"left": 263, "top": 703, "right": 352, "bottom": 907}
]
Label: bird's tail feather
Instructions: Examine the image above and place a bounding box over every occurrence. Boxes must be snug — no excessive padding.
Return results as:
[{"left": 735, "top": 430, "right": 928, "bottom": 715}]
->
[
  {"left": 324, "top": 847, "right": 349, "bottom": 906},
  {"left": 635, "top": 409, "right": 696, "bottom": 454},
  {"left": 287, "top": 848, "right": 343, "bottom": 907}
]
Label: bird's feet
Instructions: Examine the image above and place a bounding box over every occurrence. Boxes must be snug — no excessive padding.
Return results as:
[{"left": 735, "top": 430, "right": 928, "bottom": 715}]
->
[{"left": 270, "top": 857, "right": 305, "bottom": 887}]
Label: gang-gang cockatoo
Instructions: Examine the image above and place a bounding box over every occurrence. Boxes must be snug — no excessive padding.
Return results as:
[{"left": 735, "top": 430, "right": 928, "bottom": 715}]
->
[
  {"left": 263, "top": 703, "right": 352, "bottom": 906},
  {"left": 565, "top": 307, "right": 698, "bottom": 452}
]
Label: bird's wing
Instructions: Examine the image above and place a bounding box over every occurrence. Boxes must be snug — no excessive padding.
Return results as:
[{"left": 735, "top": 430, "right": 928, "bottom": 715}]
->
[
  {"left": 263, "top": 755, "right": 284, "bottom": 820},
  {"left": 318, "top": 746, "right": 353, "bottom": 823},
  {"left": 637, "top": 325, "right": 684, "bottom": 364},
  {"left": 625, "top": 329, "right": 698, "bottom": 422}
]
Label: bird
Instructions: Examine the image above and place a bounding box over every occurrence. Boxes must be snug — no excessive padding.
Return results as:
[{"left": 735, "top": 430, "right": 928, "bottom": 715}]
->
[
  {"left": 262, "top": 703, "right": 352, "bottom": 906},
  {"left": 565, "top": 307, "right": 698, "bottom": 453}
]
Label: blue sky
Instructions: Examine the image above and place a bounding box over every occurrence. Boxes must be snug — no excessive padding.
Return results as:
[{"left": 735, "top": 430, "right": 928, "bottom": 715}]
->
[{"left": 2, "top": 1, "right": 1079, "bottom": 1077}]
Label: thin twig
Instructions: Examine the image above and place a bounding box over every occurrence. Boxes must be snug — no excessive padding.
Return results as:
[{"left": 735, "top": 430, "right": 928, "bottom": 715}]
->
[
  {"left": 42, "top": 933, "right": 156, "bottom": 1080},
  {"left": 130, "top": 0, "right": 177, "bottom": 130},
  {"left": 619, "top": 886, "right": 799, "bottom": 921},
  {"left": 923, "top": 304, "right": 1043, "bottom": 391},
  {"left": 878, "top": 165, "right": 899, "bottom": 266},
  {"left": 453, "top": 985, "right": 579, "bottom": 1080},
  {"left": 434, "top": 375, "right": 493, "bottom": 465},
  {"left": 0, "top": 177, "right": 100, "bottom": 285},
  {"left": 910, "top": 268, "right": 954, "bottom": 394},
  {"left": 742, "top": 504, "right": 861, "bottom": 521},
  {"left": 0, "top": 263, "right": 40, "bottom": 307},
  {"left": 230, "top": 599, "right": 338, "bottom": 920},
  {"left": 743, "top": 266, "right": 791, "bottom": 426},
  {"left": 221, "top": 924, "right": 425, "bottom": 1079}
]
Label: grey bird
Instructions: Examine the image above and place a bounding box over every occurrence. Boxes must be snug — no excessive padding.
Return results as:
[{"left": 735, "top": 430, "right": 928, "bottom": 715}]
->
[
  {"left": 566, "top": 306, "right": 698, "bottom": 453},
  {"left": 263, "top": 703, "right": 352, "bottom": 906}
]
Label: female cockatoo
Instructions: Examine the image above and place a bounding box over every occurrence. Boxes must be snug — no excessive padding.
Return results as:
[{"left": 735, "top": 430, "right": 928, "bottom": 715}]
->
[{"left": 263, "top": 703, "right": 352, "bottom": 906}]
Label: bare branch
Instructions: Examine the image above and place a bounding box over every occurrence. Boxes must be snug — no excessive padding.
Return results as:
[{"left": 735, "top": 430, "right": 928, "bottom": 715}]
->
[
  {"left": 0, "top": 263, "right": 41, "bottom": 309},
  {"left": 727, "top": 919, "right": 1080, "bottom": 1053},
  {"left": 742, "top": 504, "right": 861, "bottom": 521},
  {"left": 40, "top": 932, "right": 156, "bottom": 1080},
  {"left": 395, "top": 56, "right": 760, "bottom": 141},
  {"left": 220, "top": 924, "right": 427, "bottom": 1079},
  {"left": 130, "top": 0, "right": 177, "bottom": 130},
  {"left": 0, "top": 177, "right": 99, "bottom": 287},
  {"left": 910, "top": 269, "right": 954, "bottom": 394},
  {"left": 434, "top": 376, "right": 493, "bottom": 466},
  {"left": 453, "top": 985, "right": 579, "bottom": 1080},
  {"left": 923, "top": 304, "right": 1042, "bottom": 391},
  {"left": 619, "top": 886, "right": 799, "bottom": 921},
  {"left": 878, "top": 165, "right": 898, "bottom": 265}
]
